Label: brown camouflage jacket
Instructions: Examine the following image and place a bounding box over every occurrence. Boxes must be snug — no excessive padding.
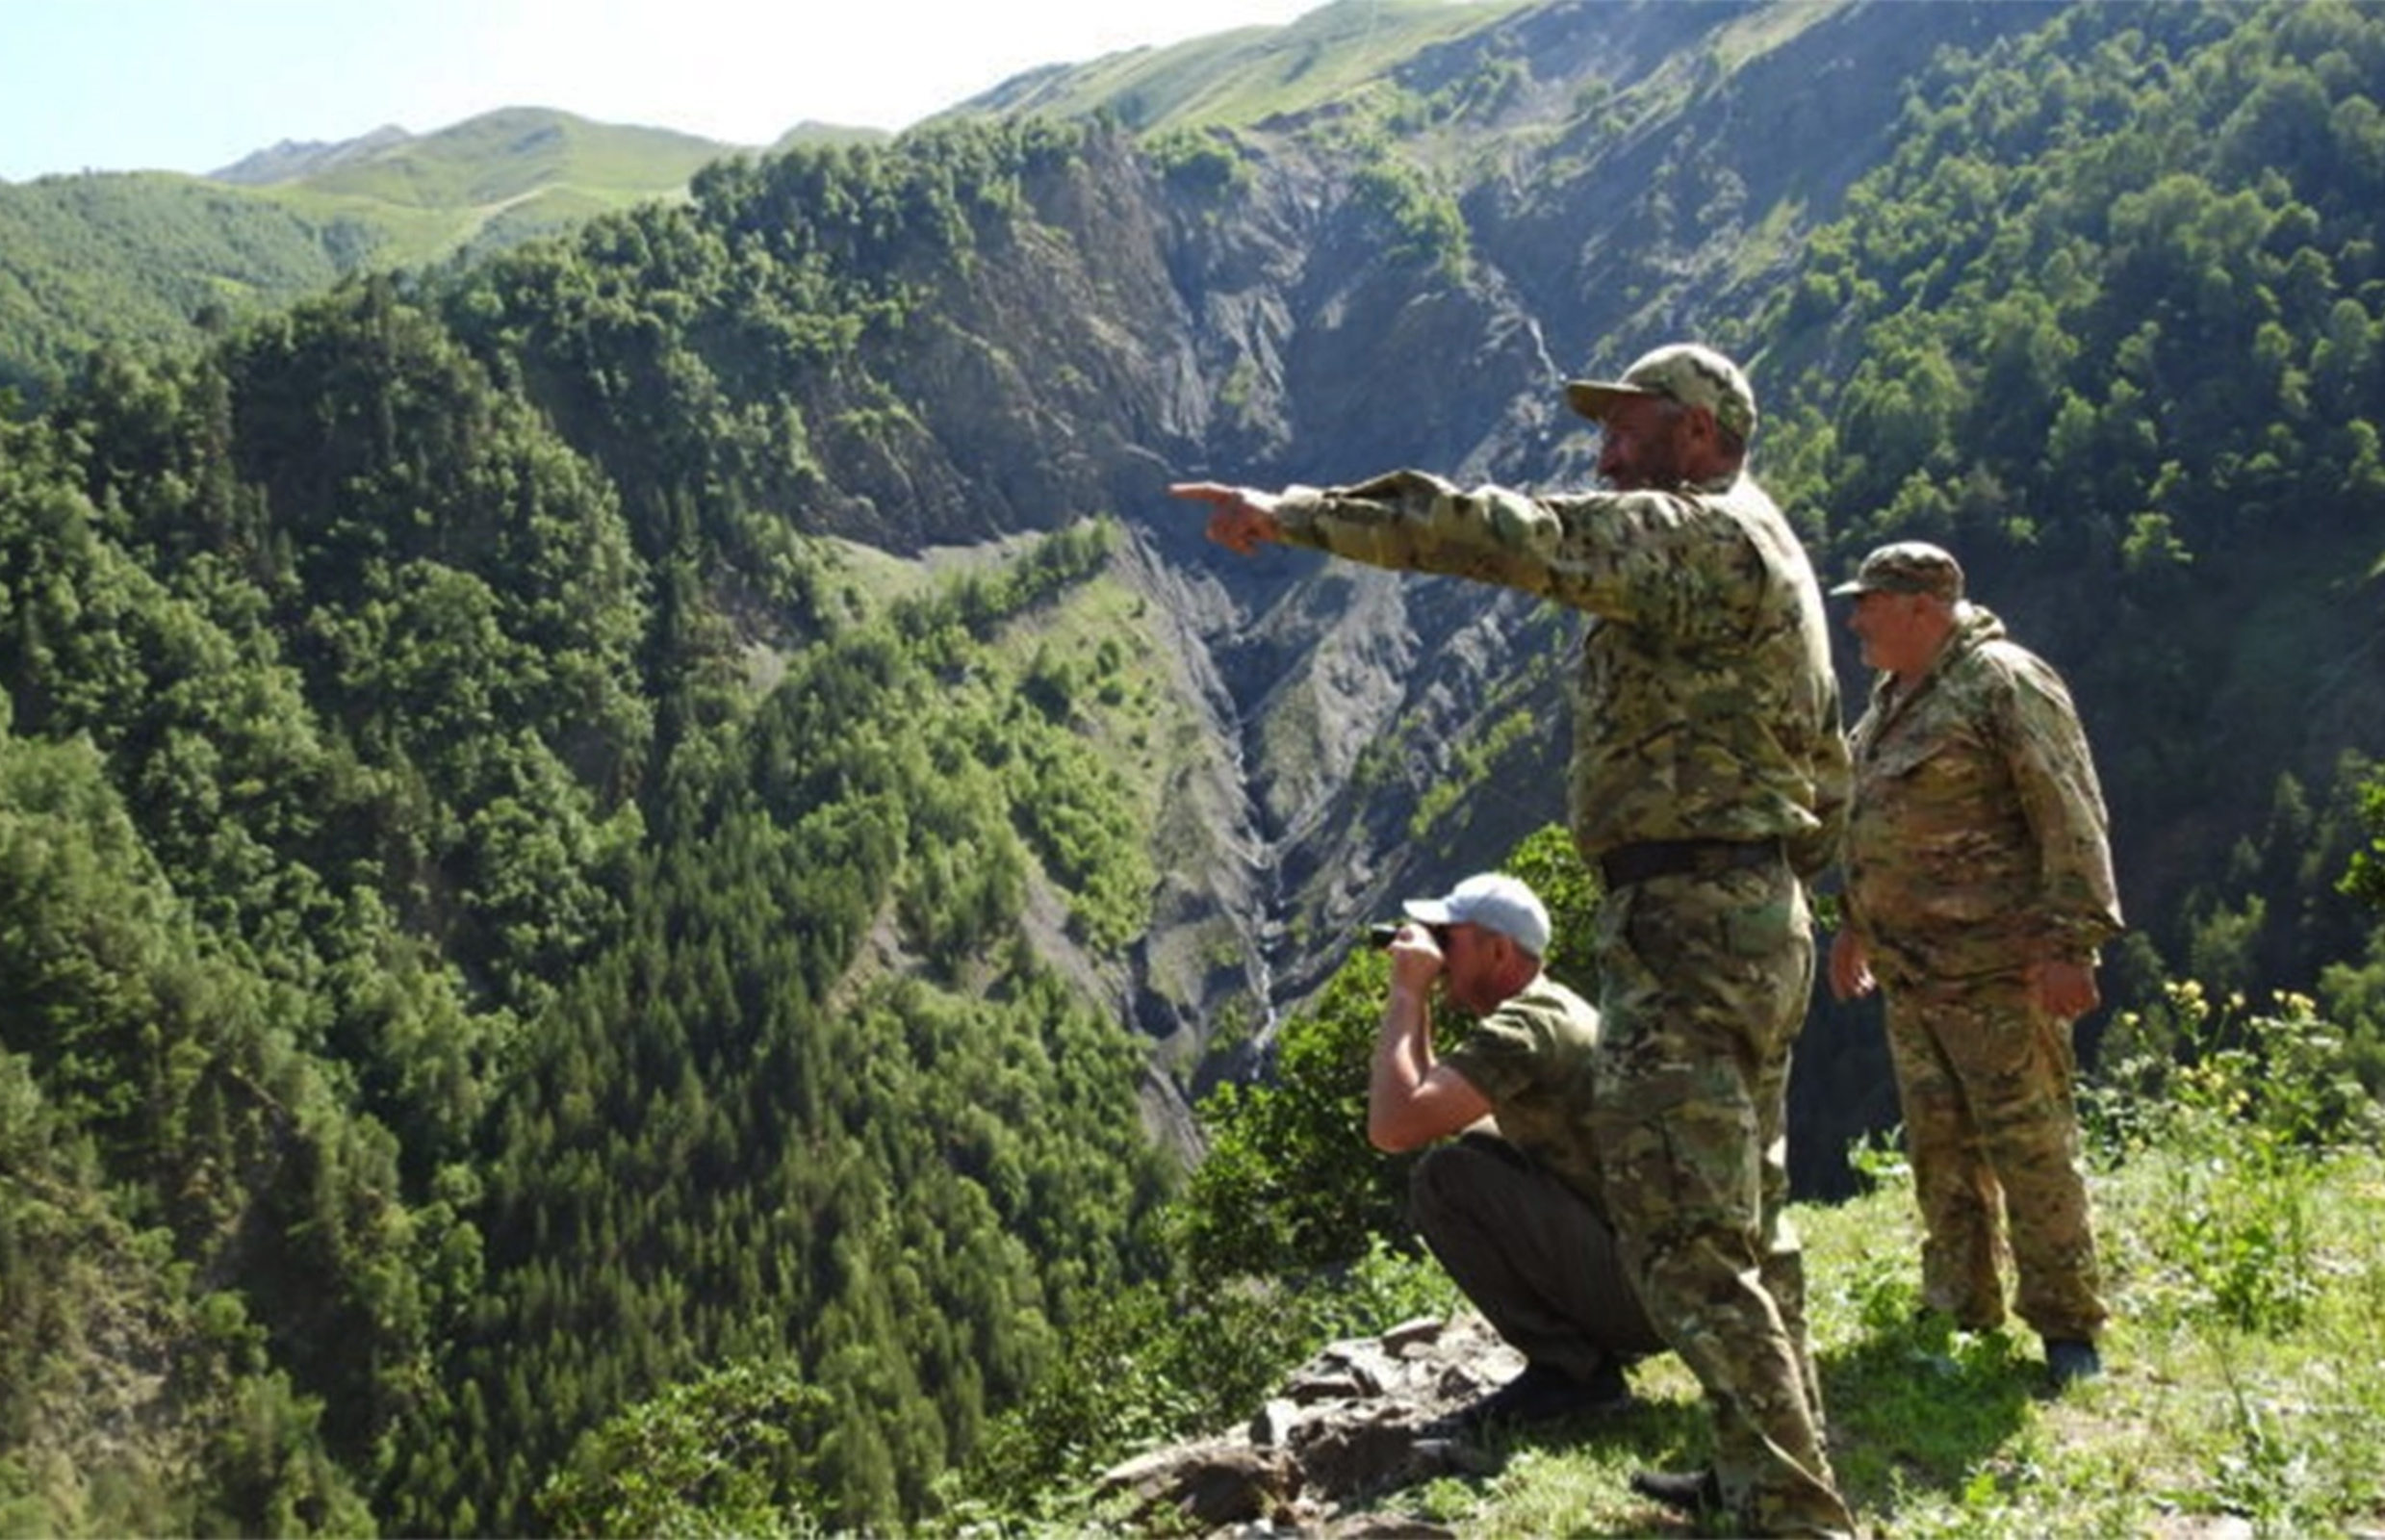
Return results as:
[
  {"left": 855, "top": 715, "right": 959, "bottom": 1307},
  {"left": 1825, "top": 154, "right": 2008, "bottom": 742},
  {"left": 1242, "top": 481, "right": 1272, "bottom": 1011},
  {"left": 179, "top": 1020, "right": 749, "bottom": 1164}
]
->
[
  {"left": 1271, "top": 468, "right": 1850, "bottom": 874},
  {"left": 1843, "top": 604, "right": 2124, "bottom": 983}
]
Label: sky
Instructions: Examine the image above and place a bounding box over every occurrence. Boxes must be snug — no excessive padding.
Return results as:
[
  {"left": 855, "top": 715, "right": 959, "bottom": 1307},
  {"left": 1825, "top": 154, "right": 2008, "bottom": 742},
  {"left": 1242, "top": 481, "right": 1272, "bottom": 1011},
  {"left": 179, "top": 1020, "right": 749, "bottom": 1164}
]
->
[{"left": 0, "top": 0, "right": 1334, "bottom": 184}]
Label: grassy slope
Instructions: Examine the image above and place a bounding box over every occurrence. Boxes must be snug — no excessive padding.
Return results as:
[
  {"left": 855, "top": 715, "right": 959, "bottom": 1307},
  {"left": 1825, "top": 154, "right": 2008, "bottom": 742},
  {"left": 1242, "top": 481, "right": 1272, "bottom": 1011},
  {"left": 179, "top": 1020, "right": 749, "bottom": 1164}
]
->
[
  {"left": 290, "top": 107, "right": 731, "bottom": 207},
  {"left": 952, "top": 0, "right": 1532, "bottom": 132},
  {"left": 1353, "top": 997, "right": 2385, "bottom": 1536},
  {"left": 263, "top": 107, "right": 746, "bottom": 267},
  {"left": 0, "top": 108, "right": 784, "bottom": 395},
  {"left": 809, "top": 528, "right": 1245, "bottom": 1071}
]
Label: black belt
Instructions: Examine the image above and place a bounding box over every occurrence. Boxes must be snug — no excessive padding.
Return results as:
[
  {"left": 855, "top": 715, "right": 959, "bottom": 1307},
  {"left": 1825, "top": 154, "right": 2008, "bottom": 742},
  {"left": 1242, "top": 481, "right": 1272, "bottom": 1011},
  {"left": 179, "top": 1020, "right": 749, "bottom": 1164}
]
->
[{"left": 1600, "top": 837, "right": 1783, "bottom": 889}]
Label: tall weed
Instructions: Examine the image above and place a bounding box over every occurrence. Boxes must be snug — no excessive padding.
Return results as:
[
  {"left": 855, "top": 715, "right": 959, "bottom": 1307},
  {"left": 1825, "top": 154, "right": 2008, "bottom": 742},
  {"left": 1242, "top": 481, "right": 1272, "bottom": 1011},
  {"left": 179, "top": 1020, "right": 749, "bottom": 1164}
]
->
[{"left": 2088, "top": 983, "right": 2378, "bottom": 1337}]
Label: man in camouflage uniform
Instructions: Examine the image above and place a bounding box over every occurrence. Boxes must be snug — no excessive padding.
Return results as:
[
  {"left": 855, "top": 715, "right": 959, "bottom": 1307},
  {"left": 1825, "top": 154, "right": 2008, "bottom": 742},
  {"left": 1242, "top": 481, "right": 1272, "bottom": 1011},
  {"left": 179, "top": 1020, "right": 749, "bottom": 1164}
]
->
[
  {"left": 1173, "top": 343, "right": 1856, "bottom": 1536},
  {"left": 1366, "top": 872, "right": 1665, "bottom": 1429},
  {"left": 1827, "top": 541, "right": 2121, "bottom": 1390}
]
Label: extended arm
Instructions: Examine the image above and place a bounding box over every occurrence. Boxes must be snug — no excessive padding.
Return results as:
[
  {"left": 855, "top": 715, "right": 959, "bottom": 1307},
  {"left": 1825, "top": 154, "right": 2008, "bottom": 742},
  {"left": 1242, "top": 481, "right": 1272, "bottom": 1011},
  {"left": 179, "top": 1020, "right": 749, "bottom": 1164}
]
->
[{"left": 1171, "top": 473, "right": 1606, "bottom": 606}]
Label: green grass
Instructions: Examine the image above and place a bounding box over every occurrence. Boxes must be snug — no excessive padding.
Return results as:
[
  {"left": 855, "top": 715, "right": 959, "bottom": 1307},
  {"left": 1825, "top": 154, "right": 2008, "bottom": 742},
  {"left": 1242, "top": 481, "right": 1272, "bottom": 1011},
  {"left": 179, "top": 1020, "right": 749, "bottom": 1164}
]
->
[
  {"left": 959, "top": 0, "right": 1532, "bottom": 135},
  {"left": 285, "top": 107, "right": 731, "bottom": 210},
  {"left": 1327, "top": 1150, "right": 2385, "bottom": 1536},
  {"left": 265, "top": 107, "right": 738, "bottom": 268},
  {"left": 1298, "top": 990, "right": 2385, "bottom": 1536}
]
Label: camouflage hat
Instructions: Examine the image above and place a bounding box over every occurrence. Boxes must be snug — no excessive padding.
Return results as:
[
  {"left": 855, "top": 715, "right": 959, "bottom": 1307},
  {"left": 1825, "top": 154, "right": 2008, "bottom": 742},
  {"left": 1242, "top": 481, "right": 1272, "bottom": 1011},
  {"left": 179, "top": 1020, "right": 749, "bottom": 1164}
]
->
[
  {"left": 1830, "top": 540, "right": 1965, "bottom": 602},
  {"left": 1404, "top": 872, "right": 1552, "bottom": 958},
  {"left": 1564, "top": 343, "right": 1758, "bottom": 444}
]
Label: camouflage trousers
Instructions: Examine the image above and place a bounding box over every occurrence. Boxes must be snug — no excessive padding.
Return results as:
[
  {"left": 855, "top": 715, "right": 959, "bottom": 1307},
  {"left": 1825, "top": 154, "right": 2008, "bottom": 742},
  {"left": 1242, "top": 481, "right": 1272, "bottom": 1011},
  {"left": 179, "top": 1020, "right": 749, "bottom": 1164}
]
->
[
  {"left": 1408, "top": 1131, "right": 1666, "bottom": 1381},
  {"left": 1591, "top": 859, "right": 1852, "bottom": 1538},
  {"left": 1881, "top": 969, "right": 2108, "bottom": 1341}
]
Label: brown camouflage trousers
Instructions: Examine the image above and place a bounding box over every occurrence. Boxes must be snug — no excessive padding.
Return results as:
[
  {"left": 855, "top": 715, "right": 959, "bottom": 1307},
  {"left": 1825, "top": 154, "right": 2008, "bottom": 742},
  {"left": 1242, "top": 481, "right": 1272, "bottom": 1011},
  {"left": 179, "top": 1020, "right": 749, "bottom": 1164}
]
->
[
  {"left": 1881, "top": 970, "right": 2108, "bottom": 1341},
  {"left": 1591, "top": 859, "right": 1853, "bottom": 1538}
]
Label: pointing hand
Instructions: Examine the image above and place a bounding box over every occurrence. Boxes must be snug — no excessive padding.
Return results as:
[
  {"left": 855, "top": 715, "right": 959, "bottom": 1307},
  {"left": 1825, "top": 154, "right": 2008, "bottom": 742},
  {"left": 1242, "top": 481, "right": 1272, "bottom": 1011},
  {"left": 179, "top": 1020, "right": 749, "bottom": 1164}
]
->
[{"left": 1168, "top": 481, "right": 1283, "bottom": 555}]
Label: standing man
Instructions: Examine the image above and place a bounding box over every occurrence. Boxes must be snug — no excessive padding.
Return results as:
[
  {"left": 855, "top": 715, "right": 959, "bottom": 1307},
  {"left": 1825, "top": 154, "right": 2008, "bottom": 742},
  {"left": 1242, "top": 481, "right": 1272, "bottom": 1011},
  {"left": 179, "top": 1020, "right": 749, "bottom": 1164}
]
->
[
  {"left": 1827, "top": 541, "right": 2121, "bottom": 1390},
  {"left": 1367, "top": 872, "right": 1665, "bottom": 1430},
  {"left": 1173, "top": 343, "right": 1855, "bottom": 1536}
]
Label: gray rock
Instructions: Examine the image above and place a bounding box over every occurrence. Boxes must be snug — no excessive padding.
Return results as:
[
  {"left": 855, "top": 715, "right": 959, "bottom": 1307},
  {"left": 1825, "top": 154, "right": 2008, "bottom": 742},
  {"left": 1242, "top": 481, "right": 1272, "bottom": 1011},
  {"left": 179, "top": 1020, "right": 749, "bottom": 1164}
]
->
[{"left": 1096, "top": 1311, "right": 1525, "bottom": 1530}]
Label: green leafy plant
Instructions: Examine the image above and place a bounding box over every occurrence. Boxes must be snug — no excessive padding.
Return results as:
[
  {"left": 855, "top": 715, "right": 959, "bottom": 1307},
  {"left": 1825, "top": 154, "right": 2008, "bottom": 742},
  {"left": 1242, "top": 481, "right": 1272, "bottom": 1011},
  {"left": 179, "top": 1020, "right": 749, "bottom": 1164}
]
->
[
  {"left": 2089, "top": 982, "right": 2380, "bottom": 1336},
  {"left": 2341, "top": 761, "right": 2385, "bottom": 914},
  {"left": 1174, "top": 949, "right": 1408, "bottom": 1279},
  {"left": 538, "top": 1359, "right": 831, "bottom": 1539},
  {"left": 947, "top": 1238, "right": 1455, "bottom": 1521}
]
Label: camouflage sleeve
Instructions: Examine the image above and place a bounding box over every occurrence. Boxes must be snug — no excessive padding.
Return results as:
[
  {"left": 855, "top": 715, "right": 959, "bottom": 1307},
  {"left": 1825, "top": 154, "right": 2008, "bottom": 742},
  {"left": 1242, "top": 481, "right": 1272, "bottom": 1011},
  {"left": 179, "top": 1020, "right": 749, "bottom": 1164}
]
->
[
  {"left": 1992, "top": 648, "right": 2125, "bottom": 958},
  {"left": 1273, "top": 471, "right": 1568, "bottom": 599},
  {"left": 1272, "top": 472, "right": 1753, "bottom": 630},
  {"left": 1439, "top": 1005, "right": 1540, "bottom": 1107},
  {"left": 1795, "top": 712, "right": 1854, "bottom": 883},
  {"left": 1835, "top": 693, "right": 1886, "bottom": 941}
]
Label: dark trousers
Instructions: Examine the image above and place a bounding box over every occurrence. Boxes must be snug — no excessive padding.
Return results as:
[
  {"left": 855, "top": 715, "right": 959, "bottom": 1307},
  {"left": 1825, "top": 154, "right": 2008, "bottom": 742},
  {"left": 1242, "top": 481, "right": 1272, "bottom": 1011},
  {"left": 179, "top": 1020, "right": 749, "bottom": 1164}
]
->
[{"left": 1408, "top": 1131, "right": 1663, "bottom": 1381}]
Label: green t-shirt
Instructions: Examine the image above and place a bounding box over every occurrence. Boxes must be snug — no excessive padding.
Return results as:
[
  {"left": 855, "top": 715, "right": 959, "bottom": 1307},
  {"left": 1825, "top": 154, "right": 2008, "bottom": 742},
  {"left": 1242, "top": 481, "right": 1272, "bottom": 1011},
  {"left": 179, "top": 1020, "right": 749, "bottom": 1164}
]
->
[{"left": 1441, "top": 974, "right": 1605, "bottom": 1205}]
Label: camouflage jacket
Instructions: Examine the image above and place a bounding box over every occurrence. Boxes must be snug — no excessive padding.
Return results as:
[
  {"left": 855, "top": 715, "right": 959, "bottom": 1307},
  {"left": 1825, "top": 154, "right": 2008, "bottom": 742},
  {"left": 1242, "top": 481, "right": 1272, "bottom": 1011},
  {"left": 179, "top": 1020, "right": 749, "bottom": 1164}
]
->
[
  {"left": 1271, "top": 468, "right": 1850, "bottom": 874},
  {"left": 1843, "top": 604, "right": 2123, "bottom": 983},
  {"left": 1443, "top": 973, "right": 1605, "bottom": 1205}
]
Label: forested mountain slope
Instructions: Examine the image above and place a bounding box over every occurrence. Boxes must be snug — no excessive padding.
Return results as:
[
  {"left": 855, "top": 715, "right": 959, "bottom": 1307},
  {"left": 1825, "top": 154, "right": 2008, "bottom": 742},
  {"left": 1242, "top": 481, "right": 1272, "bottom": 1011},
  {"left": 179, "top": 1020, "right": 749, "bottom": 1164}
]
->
[
  {"left": 3, "top": 1, "right": 2383, "bottom": 1533},
  {"left": 0, "top": 171, "right": 364, "bottom": 399}
]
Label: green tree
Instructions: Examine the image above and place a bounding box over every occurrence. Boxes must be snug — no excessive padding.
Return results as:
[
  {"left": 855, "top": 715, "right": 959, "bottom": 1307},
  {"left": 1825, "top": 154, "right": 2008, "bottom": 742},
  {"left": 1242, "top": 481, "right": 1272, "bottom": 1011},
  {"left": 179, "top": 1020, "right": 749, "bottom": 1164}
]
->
[{"left": 538, "top": 1360, "right": 832, "bottom": 1539}]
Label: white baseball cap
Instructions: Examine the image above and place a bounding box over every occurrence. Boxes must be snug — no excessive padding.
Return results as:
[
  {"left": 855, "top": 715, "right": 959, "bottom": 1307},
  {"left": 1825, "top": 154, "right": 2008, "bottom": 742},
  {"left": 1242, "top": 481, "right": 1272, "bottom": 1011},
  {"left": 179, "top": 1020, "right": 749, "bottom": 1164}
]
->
[{"left": 1402, "top": 872, "right": 1552, "bottom": 958}]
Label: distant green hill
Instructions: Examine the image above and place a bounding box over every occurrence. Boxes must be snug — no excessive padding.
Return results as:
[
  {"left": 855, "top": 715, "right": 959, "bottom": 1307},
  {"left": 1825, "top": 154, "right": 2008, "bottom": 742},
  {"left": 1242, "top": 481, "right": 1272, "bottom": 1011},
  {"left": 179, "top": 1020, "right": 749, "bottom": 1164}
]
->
[
  {"left": 0, "top": 171, "right": 361, "bottom": 397},
  {"left": 0, "top": 0, "right": 1552, "bottom": 410},
  {"left": 276, "top": 108, "right": 737, "bottom": 227},
  {"left": 951, "top": 0, "right": 1534, "bottom": 132},
  {"left": 0, "top": 107, "right": 865, "bottom": 403}
]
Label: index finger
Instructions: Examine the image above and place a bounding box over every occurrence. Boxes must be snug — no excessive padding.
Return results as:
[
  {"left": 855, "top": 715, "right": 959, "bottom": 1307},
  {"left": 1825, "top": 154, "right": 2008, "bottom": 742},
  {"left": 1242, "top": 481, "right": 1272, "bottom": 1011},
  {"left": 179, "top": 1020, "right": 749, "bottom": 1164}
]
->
[{"left": 1167, "top": 480, "right": 1238, "bottom": 506}]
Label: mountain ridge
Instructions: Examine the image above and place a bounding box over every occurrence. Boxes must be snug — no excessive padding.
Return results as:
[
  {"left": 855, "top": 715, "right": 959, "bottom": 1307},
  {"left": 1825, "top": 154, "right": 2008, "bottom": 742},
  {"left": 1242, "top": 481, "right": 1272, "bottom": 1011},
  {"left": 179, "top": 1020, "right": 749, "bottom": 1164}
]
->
[
  {"left": 4, "top": 1, "right": 2385, "bottom": 1531},
  {"left": 209, "top": 123, "right": 417, "bottom": 185},
  {"left": 0, "top": 105, "right": 859, "bottom": 402}
]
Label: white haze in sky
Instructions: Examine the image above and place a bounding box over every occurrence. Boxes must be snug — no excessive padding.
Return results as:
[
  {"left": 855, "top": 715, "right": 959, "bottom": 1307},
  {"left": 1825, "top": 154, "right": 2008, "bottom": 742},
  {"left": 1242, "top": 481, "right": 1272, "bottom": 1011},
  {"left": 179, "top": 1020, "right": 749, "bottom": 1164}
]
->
[{"left": 0, "top": 0, "right": 1352, "bottom": 183}]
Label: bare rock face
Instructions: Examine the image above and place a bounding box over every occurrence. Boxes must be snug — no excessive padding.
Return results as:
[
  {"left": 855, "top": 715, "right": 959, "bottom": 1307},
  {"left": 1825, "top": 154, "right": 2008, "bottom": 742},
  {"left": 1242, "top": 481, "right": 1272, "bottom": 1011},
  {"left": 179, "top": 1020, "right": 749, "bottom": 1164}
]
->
[{"left": 1093, "top": 1314, "right": 1516, "bottom": 1532}]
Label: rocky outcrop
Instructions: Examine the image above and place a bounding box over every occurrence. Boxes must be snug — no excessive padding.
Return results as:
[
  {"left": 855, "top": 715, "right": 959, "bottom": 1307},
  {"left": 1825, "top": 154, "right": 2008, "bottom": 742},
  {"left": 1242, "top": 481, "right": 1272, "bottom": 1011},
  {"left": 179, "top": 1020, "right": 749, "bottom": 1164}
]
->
[{"left": 1094, "top": 1314, "right": 1521, "bottom": 1533}]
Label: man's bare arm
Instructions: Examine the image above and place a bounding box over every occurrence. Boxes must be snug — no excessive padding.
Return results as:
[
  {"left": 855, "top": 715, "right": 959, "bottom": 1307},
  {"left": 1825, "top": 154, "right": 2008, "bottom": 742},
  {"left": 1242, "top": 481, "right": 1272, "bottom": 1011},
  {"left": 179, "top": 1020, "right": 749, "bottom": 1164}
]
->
[{"left": 1367, "top": 926, "right": 1491, "bottom": 1151}]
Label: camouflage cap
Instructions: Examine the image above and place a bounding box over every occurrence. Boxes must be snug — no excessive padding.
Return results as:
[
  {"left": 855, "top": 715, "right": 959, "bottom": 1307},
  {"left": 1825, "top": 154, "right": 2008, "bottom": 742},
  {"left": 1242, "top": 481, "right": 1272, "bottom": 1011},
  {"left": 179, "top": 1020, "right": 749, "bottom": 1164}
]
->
[
  {"left": 1404, "top": 872, "right": 1552, "bottom": 958},
  {"left": 1564, "top": 343, "right": 1758, "bottom": 443},
  {"left": 1830, "top": 540, "right": 1965, "bottom": 602}
]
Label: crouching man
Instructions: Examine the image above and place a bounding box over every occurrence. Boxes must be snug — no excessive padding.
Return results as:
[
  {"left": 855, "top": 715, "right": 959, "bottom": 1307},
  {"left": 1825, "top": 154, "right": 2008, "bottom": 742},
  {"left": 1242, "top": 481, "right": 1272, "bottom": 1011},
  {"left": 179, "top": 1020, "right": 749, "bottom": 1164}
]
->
[{"left": 1370, "top": 871, "right": 1663, "bottom": 1429}]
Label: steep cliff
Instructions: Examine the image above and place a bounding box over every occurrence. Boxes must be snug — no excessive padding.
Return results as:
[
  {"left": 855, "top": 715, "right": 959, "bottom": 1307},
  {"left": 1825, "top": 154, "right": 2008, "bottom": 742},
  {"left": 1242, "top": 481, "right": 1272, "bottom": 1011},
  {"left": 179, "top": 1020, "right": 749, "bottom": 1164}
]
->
[{"left": 858, "top": 0, "right": 2060, "bottom": 1076}]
